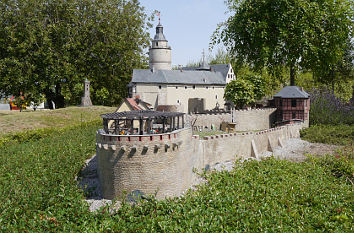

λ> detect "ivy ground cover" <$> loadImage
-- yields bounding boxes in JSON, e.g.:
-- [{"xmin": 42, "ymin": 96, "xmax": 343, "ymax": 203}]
[{"xmin": 0, "ymin": 123, "xmax": 352, "ymax": 232}]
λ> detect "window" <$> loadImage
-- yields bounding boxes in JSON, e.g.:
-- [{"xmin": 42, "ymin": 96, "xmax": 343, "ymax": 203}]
[
  {"xmin": 216, "ymin": 95, "xmax": 218, "ymax": 99},
  {"xmin": 156, "ymin": 42, "xmax": 158, "ymax": 46},
  {"xmin": 185, "ymin": 86, "xmax": 187, "ymax": 89},
  {"xmin": 206, "ymin": 86, "xmax": 209, "ymax": 89},
  {"xmin": 176, "ymin": 86, "xmax": 178, "ymax": 89},
  {"xmin": 159, "ymin": 85, "xmax": 162, "ymax": 89},
  {"xmin": 177, "ymin": 100, "xmax": 180, "ymax": 104},
  {"xmin": 292, "ymin": 112, "xmax": 296, "ymax": 119},
  {"xmin": 193, "ymin": 85, "xmax": 196, "ymax": 89},
  {"xmin": 212, "ymin": 86, "xmax": 214, "ymax": 89},
  {"xmin": 291, "ymin": 99, "xmax": 296, "ymax": 107}
]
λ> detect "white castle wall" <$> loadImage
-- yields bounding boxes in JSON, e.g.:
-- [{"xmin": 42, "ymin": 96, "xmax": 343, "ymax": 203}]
[
  {"xmin": 96, "ymin": 122, "xmax": 305, "ymax": 200},
  {"xmin": 189, "ymin": 108, "xmax": 277, "ymax": 131}
]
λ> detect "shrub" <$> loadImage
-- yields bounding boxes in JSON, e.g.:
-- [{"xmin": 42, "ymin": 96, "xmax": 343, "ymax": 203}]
[
  {"xmin": 308, "ymin": 88, "xmax": 354, "ymax": 125},
  {"xmin": 301, "ymin": 124, "xmax": 354, "ymax": 146},
  {"xmin": 224, "ymin": 75, "xmax": 266, "ymax": 109},
  {"xmin": 1, "ymin": 122, "xmax": 352, "ymax": 231}
]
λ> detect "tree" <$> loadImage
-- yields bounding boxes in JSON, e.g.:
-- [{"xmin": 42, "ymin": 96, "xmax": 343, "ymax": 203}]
[
  {"xmin": 213, "ymin": 0, "xmax": 353, "ymax": 86},
  {"xmin": 247, "ymin": 74, "xmax": 265, "ymax": 101},
  {"xmin": 224, "ymin": 79, "xmax": 255, "ymax": 109},
  {"xmin": 0, "ymin": 0, "xmax": 151, "ymax": 108}
]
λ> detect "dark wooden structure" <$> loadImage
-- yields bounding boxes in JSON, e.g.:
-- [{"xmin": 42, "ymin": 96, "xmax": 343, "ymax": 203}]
[
  {"xmin": 101, "ymin": 110, "xmax": 185, "ymax": 135},
  {"xmin": 273, "ymin": 86, "xmax": 310, "ymax": 125}
]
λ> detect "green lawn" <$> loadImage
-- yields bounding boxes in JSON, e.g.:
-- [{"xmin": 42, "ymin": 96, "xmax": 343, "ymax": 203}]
[
  {"xmin": 0, "ymin": 123, "xmax": 352, "ymax": 231},
  {"xmin": 0, "ymin": 106, "xmax": 116, "ymax": 137}
]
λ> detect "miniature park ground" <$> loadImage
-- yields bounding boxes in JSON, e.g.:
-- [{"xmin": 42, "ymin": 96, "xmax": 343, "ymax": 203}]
[
  {"xmin": 0, "ymin": 106, "xmax": 352, "ymax": 232},
  {"xmin": 0, "ymin": 106, "xmax": 116, "ymax": 137}
]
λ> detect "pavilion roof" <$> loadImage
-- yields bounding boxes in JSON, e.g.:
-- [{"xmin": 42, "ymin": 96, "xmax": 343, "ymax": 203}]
[{"xmin": 101, "ymin": 110, "xmax": 184, "ymax": 120}]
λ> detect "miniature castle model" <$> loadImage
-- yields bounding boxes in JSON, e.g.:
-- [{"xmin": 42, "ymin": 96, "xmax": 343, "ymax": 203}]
[
  {"xmin": 96, "ymin": 20, "xmax": 311, "ymax": 201},
  {"xmin": 129, "ymin": 22, "xmax": 235, "ymax": 113},
  {"xmin": 96, "ymin": 109, "xmax": 307, "ymax": 200},
  {"xmin": 81, "ymin": 79, "xmax": 92, "ymax": 107}
]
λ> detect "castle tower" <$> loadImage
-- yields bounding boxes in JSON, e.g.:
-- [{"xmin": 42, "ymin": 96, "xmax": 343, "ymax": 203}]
[
  {"xmin": 149, "ymin": 20, "xmax": 172, "ymax": 70},
  {"xmin": 81, "ymin": 79, "xmax": 92, "ymax": 107}
]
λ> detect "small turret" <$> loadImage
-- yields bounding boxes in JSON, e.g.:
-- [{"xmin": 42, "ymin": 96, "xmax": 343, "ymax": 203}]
[{"xmin": 197, "ymin": 50, "xmax": 211, "ymax": 71}]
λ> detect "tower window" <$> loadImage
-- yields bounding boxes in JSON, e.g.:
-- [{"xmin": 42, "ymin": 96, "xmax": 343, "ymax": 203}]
[
  {"xmin": 291, "ymin": 99, "xmax": 297, "ymax": 107},
  {"xmin": 159, "ymin": 85, "xmax": 162, "ymax": 89}
]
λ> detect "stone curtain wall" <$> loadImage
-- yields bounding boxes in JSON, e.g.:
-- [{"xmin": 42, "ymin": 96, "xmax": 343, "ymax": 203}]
[
  {"xmin": 187, "ymin": 113, "xmax": 231, "ymax": 130},
  {"xmin": 194, "ymin": 123, "xmax": 303, "ymax": 169},
  {"xmin": 96, "ymin": 122, "xmax": 305, "ymax": 200},
  {"xmin": 188, "ymin": 108, "xmax": 277, "ymax": 131},
  {"xmin": 233, "ymin": 108, "xmax": 277, "ymax": 131}
]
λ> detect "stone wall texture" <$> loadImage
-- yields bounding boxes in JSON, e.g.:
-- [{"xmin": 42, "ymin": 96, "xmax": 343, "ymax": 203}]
[
  {"xmin": 189, "ymin": 108, "xmax": 277, "ymax": 131},
  {"xmin": 233, "ymin": 108, "xmax": 277, "ymax": 131},
  {"xmin": 96, "ymin": 122, "xmax": 305, "ymax": 200}
]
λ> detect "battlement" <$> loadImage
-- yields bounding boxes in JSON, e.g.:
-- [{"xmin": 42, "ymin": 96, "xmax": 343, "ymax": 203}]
[{"xmin": 96, "ymin": 110, "xmax": 306, "ymax": 200}]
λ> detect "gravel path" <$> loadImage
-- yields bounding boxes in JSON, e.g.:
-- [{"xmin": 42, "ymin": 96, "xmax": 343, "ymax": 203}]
[
  {"xmin": 259, "ymin": 138, "xmax": 340, "ymax": 162},
  {"xmin": 78, "ymin": 138, "xmax": 340, "ymax": 212}
]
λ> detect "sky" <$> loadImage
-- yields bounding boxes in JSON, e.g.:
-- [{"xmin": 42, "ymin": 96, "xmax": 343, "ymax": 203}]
[{"xmin": 139, "ymin": 0, "xmax": 230, "ymax": 67}]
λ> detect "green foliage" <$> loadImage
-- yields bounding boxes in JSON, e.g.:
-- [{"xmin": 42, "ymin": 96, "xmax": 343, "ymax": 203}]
[
  {"xmin": 0, "ymin": 123, "xmax": 352, "ymax": 231},
  {"xmin": 247, "ymin": 74, "xmax": 265, "ymax": 100},
  {"xmin": 301, "ymin": 124, "xmax": 354, "ymax": 146},
  {"xmin": 224, "ymin": 74, "xmax": 266, "ymax": 108},
  {"xmin": 95, "ymin": 87, "xmax": 110, "ymax": 106},
  {"xmin": 224, "ymin": 79, "xmax": 255, "ymax": 108},
  {"xmin": 308, "ymin": 88, "xmax": 354, "ymax": 125},
  {"xmin": 0, "ymin": 122, "xmax": 101, "ymax": 231},
  {"xmin": 103, "ymin": 158, "xmax": 353, "ymax": 231},
  {"xmin": 0, "ymin": 0, "xmax": 151, "ymax": 108},
  {"xmin": 214, "ymin": 0, "xmax": 353, "ymax": 86}
]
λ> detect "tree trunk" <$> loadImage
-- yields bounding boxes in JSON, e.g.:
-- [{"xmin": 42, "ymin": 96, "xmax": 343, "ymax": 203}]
[
  {"xmin": 45, "ymin": 90, "xmax": 55, "ymax": 109},
  {"xmin": 54, "ymin": 82, "xmax": 65, "ymax": 108},
  {"xmin": 290, "ymin": 65, "xmax": 295, "ymax": 86}
]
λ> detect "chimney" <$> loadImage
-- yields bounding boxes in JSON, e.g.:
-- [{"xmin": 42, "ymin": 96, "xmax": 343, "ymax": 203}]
[{"xmin": 135, "ymin": 95, "xmax": 140, "ymax": 104}]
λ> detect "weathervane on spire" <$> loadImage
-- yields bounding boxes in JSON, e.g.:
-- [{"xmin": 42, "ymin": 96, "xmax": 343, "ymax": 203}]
[{"xmin": 156, "ymin": 11, "xmax": 161, "ymax": 24}]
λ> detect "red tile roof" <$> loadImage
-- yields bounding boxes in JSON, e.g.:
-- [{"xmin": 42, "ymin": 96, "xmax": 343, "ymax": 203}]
[{"xmin": 126, "ymin": 98, "xmax": 143, "ymax": 110}]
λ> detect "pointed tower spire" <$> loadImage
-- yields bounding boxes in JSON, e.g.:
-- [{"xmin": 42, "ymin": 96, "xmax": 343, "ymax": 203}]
[{"xmin": 198, "ymin": 49, "xmax": 210, "ymax": 70}]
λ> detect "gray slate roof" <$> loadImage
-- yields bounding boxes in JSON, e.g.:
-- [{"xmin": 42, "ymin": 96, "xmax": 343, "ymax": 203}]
[
  {"xmin": 154, "ymin": 23, "xmax": 167, "ymax": 41},
  {"xmin": 182, "ymin": 64, "xmax": 231, "ymax": 80},
  {"xmin": 131, "ymin": 69, "xmax": 226, "ymax": 85},
  {"xmin": 274, "ymin": 86, "xmax": 309, "ymax": 98}
]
